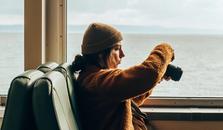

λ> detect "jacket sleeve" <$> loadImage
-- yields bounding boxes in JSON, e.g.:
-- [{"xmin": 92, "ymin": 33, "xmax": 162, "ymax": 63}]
[
  {"xmin": 82, "ymin": 43, "xmax": 174, "ymax": 102},
  {"xmin": 131, "ymin": 88, "xmax": 154, "ymax": 106}
]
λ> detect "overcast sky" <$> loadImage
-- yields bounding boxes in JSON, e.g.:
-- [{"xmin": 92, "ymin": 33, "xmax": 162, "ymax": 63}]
[{"xmin": 1, "ymin": 0, "xmax": 223, "ymax": 30}]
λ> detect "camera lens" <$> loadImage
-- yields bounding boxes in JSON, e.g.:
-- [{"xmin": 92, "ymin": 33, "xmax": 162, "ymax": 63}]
[{"xmin": 165, "ymin": 64, "xmax": 183, "ymax": 81}]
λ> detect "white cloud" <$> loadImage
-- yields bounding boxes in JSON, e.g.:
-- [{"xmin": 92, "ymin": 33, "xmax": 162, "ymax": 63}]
[
  {"xmin": 0, "ymin": 1, "xmax": 23, "ymax": 15},
  {"xmin": 0, "ymin": 15, "xmax": 23, "ymax": 25},
  {"xmin": 68, "ymin": 8, "xmax": 142, "ymax": 25},
  {"xmin": 2, "ymin": 0, "xmax": 223, "ymax": 31},
  {"xmin": 68, "ymin": 0, "xmax": 223, "ymax": 30}
]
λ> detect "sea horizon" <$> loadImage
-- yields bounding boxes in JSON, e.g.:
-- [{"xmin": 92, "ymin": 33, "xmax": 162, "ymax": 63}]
[
  {"xmin": 1, "ymin": 24, "xmax": 223, "ymax": 35},
  {"xmin": 1, "ymin": 26, "xmax": 223, "ymax": 97}
]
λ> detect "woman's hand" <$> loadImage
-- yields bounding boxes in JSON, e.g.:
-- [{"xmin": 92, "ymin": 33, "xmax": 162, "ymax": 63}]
[
  {"xmin": 163, "ymin": 75, "xmax": 171, "ymax": 81},
  {"xmin": 158, "ymin": 75, "xmax": 171, "ymax": 84}
]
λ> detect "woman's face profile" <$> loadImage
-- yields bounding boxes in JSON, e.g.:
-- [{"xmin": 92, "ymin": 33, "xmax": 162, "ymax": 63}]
[{"xmin": 107, "ymin": 42, "xmax": 125, "ymax": 69}]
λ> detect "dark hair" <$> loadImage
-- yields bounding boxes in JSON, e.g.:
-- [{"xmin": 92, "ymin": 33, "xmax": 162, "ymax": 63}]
[{"xmin": 71, "ymin": 47, "xmax": 112, "ymax": 72}]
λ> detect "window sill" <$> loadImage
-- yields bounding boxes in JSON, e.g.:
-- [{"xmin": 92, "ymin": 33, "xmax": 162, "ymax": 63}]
[
  {"xmin": 142, "ymin": 97, "xmax": 223, "ymax": 107},
  {"xmin": 0, "ymin": 106, "xmax": 4, "ymax": 118},
  {"xmin": 141, "ymin": 107, "xmax": 223, "ymax": 113},
  {"xmin": 141, "ymin": 107, "xmax": 223, "ymax": 121},
  {"xmin": 0, "ymin": 96, "xmax": 6, "ymax": 119}
]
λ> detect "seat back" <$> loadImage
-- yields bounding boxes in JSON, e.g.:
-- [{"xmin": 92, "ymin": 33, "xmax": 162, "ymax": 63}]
[
  {"xmin": 1, "ymin": 70, "xmax": 44, "ymax": 130},
  {"xmin": 33, "ymin": 64, "xmax": 80, "ymax": 130},
  {"xmin": 37, "ymin": 62, "xmax": 59, "ymax": 73},
  {"xmin": 54, "ymin": 63, "xmax": 82, "ymax": 129},
  {"xmin": 1, "ymin": 62, "xmax": 58, "ymax": 130}
]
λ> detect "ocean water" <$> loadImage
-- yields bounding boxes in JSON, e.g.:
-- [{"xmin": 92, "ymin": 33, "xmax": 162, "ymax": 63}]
[
  {"xmin": 0, "ymin": 33, "xmax": 24, "ymax": 95},
  {"xmin": 1, "ymin": 32, "xmax": 223, "ymax": 97}
]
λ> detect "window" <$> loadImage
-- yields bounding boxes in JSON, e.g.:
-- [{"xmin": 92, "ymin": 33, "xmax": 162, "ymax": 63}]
[
  {"xmin": 67, "ymin": 0, "xmax": 223, "ymax": 97},
  {"xmin": 0, "ymin": 1, "xmax": 24, "ymax": 95}
]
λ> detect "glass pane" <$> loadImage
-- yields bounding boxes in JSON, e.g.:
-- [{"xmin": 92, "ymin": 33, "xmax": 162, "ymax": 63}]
[
  {"xmin": 67, "ymin": 0, "xmax": 223, "ymax": 97},
  {"xmin": 0, "ymin": 1, "xmax": 24, "ymax": 95}
]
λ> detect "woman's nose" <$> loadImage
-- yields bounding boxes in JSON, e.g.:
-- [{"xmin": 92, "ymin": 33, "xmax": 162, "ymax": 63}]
[{"xmin": 120, "ymin": 49, "xmax": 125, "ymax": 58}]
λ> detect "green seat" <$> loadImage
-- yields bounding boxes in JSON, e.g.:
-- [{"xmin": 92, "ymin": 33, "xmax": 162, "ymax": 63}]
[
  {"xmin": 37, "ymin": 62, "xmax": 59, "ymax": 73},
  {"xmin": 54, "ymin": 63, "xmax": 82, "ymax": 129},
  {"xmin": 1, "ymin": 62, "xmax": 58, "ymax": 130},
  {"xmin": 1, "ymin": 70, "xmax": 44, "ymax": 130},
  {"xmin": 32, "ymin": 63, "xmax": 80, "ymax": 130}
]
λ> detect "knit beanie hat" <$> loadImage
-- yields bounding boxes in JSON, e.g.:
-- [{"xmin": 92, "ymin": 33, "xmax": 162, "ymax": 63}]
[{"xmin": 81, "ymin": 23, "xmax": 123, "ymax": 54}]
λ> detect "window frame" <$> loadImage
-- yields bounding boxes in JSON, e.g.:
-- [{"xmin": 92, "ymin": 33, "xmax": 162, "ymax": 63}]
[
  {"xmin": 1, "ymin": 1, "xmax": 223, "ymax": 128},
  {"xmin": 64, "ymin": 0, "xmax": 223, "ymax": 108},
  {"xmin": 142, "ymin": 97, "xmax": 223, "ymax": 107},
  {"xmin": 1, "ymin": 0, "xmax": 220, "ymax": 108},
  {"xmin": 0, "ymin": 0, "xmax": 67, "ymax": 119},
  {"xmin": 24, "ymin": 0, "xmax": 66, "ymax": 70}
]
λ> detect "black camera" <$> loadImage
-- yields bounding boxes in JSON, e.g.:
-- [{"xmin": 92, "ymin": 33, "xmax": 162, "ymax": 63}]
[{"xmin": 164, "ymin": 64, "xmax": 183, "ymax": 81}]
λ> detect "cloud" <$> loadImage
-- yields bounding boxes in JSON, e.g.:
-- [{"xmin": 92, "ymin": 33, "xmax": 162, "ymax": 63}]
[
  {"xmin": 68, "ymin": 8, "xmax": 142, "ymax": 25},
  {"xmin": 2, "ymin": 0, "xmax": 223, "ymax": 31},
  {"xmin": 0, "ymin": 1, "xmax": 23, "ymax": 25},
  {"xmin": 68, "ymin": 0, "xmax": 130, "ymax": 14},
  {"xmin": 67, "ymin": 0, "xmax": 223, "ymax": 30},
  {"xmin": 0, "ymin": 1, "xmax": 23, "ymax": 15},
  {"xmin": 0, "ymin": 15, "xmax": 23, "ymax": 25}
]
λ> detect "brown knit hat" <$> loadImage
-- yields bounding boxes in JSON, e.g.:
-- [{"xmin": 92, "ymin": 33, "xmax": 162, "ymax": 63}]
[{"xmin": 81, "ymin": 23, "xmax": 123, "ymax": 54}]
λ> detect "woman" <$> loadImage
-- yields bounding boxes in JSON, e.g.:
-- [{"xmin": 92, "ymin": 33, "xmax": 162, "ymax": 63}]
[{"xmin": 72, "ymin": 22, "xmax": 174, "ymax": 130}]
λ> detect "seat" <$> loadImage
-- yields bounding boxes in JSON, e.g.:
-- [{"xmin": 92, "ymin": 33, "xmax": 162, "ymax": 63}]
[
  {"xmin": 37, "ymin": 62, "xmax": 59, "ymax": 73},
  {"xmin": 1, "ymin": 70, "xmax": 43, "ymax": 130},
  {"xmin": 32, "ymin": 63, "xmax": 80, "ymax": 130},
  {"xmin": 1, "ymin": 62, "xmax": 58, "ymax": 130},
  {"xmin": 54, "ymin": 63, "xmax": 82, "ymax": 129}
]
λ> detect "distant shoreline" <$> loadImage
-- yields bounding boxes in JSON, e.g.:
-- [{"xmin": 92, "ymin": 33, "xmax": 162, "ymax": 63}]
[
  {"xmin": 1, "ymin": 24, "xmax": 223, "ymax": 35},
  {"xmin": 1, "ymin": 32, "xmax": 223, "ymax": 37}
]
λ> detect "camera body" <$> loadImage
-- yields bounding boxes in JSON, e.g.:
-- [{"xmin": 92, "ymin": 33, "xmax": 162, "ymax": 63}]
[{"xmin": 164, "ymin": 64, "xmax": 183, "ymax": 81}]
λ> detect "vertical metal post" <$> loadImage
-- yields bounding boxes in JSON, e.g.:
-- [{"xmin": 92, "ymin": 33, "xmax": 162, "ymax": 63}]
[
  {"xmin": 45, "ymin": 0, "xmax": 67, "ymax": 63},
  {"xmin": 24, "ymin": 0, "xmax": 43, "ymax": 70}
]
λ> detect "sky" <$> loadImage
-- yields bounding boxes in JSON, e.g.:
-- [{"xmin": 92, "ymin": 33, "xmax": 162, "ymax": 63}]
[
  {"xmin": 1, "ymin": 0, "xmax": 223, "ymax": 31},
  {"xmin": 0, "ymin": 1, "xmax": 23, "ymax": 25}
]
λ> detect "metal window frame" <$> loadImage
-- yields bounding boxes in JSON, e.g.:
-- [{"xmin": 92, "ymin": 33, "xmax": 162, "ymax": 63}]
[
  {"xmin": 24, "ymin": 0, "xmax": 43, "ymax": 70},
  {"xmin": 1, "ymin": 1, "xmax": 219, "ymax": 129},
  {"xmin": 142, "ymin": 97, "xmax": 223, "ymax": 108},
  {"xmin": 24, "ymin": 0, "xmax": 66, "ymax": 70},
  {"xmin": 22, "ymin": 0, "xmax": 223, "ymax": 108}
]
